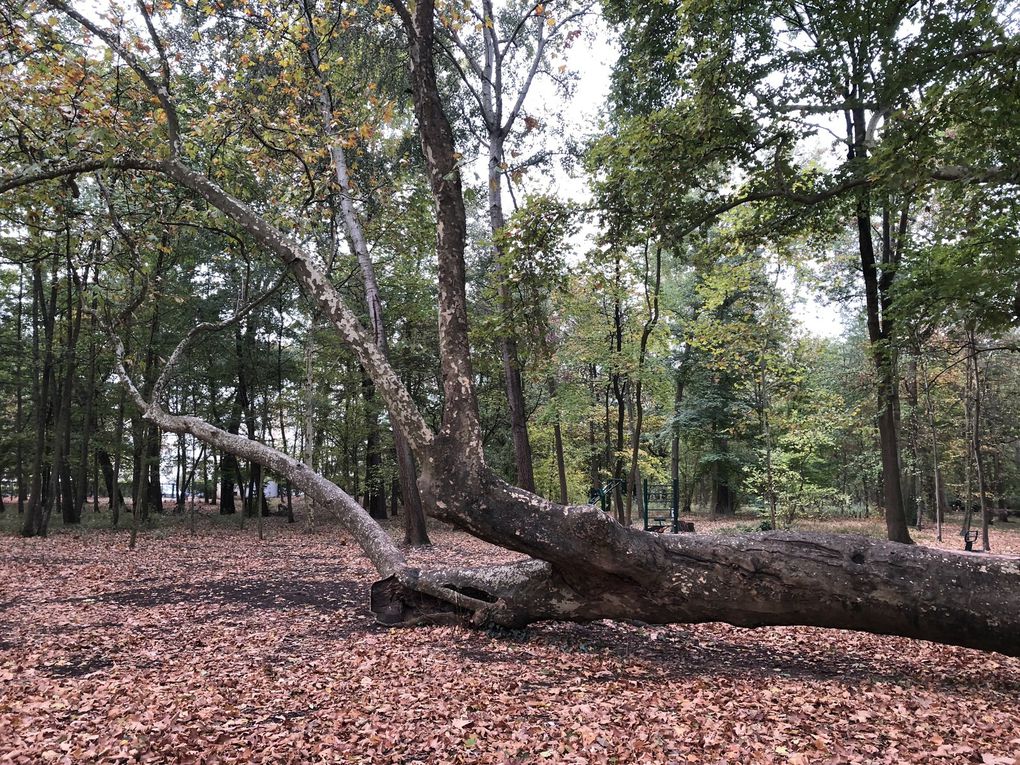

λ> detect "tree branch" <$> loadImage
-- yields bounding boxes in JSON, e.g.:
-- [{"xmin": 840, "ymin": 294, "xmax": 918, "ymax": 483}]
[
  {"xmin": 502, "ymin": 17, "xmax": 545, "ymax": 135},
  {"xmin": 151, "ymin": 270, "xmax": 289, "ymax": 406},
  {"xmin": 931, "ymin": 165, "xmax": 1020, "ymax": 184},
  {"xmin": 0, "ymin": 157, "xmax": 162, "ymax": 194},
  {"xmin": 45, "ymin": 0, "xmax": 182, "ymax": 156},
  {"xmin": 135, "ymin": 0, "xmax": 171, "ymax": 95}
]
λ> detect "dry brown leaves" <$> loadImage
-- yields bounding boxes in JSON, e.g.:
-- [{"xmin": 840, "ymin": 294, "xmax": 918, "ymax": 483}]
[{"xmin": 1, "ymin": 514, "xmax": 1019, "ymax": 764}]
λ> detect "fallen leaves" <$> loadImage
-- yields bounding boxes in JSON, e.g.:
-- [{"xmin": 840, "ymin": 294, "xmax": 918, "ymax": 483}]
[{"xmin": 1, "ymin": 516, "xmax": 1019, "ymax": 763}]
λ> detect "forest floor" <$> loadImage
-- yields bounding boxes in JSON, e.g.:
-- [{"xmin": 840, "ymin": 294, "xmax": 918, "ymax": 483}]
[{"xmin": 1, "ymin": 505, "xmax": 1019, "ymax": 764}]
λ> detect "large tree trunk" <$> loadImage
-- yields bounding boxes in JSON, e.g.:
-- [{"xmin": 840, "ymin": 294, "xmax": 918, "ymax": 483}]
[{"xmin": 372, "ymin": 509, "xmax": 1020, "ymax": 659}]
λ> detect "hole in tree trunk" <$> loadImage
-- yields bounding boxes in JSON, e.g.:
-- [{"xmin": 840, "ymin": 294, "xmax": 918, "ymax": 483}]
[{"xmin": 444, "ymin": 584, "xmax": 499, "ymax": 603}]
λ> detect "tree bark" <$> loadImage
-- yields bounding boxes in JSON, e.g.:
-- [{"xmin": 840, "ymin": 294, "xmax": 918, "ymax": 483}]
[{"xmin": 372, "ymin": 518, "xmax": 1020, "ymax": 658}]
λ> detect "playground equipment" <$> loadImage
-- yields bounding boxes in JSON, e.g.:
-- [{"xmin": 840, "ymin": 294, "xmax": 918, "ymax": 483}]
[
  {"xmin": 643, "ymin": 478, "xmax": 687, "ymax": 533},
  {"xmin": 589, "ymin": 478, "xmax": 693, "ymax": 533},
  {"xmin": 588, "ymin": 478, "xmax": 626, "ymax": 515}
]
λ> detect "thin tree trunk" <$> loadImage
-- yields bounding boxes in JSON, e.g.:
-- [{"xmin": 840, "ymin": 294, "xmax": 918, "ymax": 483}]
[
  {"xmin": 221, "ymin": 391, "xmax": 241, "ymax": 515},
  {"xmin": 611, "ymin": 254, "xmax": 627, "ymax": 523},
  {"xmin": 547, "ymin": 378, "xmax": 569, "ymax": 505},
  {"xmin": 130, "ymin": 444, "xmax": 146, "ymax": 550},
  {"xmin": 97, "ymin": 450, "xmax": 125, "ymax": 510},
  {"xmin": 25, "ymin": 259, "xmax": 59, "ymax": 536},
  {"xmin": 969, "ymin": 331, "xmax": 991, "ymax": 552},
  {"xmin": 73, "ymin": 278, "xmax": 99, "ymax": 519},
  {"xmin": 110, "ymin": 390, "xmax": 126, "ymax": 526},
  {"xmin": 301, "ymin": 325, "xmax": 317, "ymax": 527},
  {"xmin": 362, "ymin": 374, "xmax": 388, "ymax": 520},
  {"xmin": 473, "ymin": 0, "xmax": 541, "ymax": 493},
  {"xmin": 906, "ymin": 357, "xmax": 922, "ymax": 529},
  {"xmin": 626, "ymin": 243, "xmax": 661, "ymax": 527},
  {"xmin": 15, "ymin": 267, "xmax": 26, "ymax": 517},
  {"xmin": 761, "ymin": 357, "xmax": 777, "ymax": 530},
  {"xmin": 918, "ymin": 351, "xmax": 945, "ymax": 541},
  {"xmin": 848, "ymin": 105, "xmax": 911, "ymax": 544},
  {"xmin": 490, "ymin": 132, "xmax": 535, "ymax": 493},
  {"xmin": 963, "ymin": 358, "xmax": 974, "ymax": 536}
]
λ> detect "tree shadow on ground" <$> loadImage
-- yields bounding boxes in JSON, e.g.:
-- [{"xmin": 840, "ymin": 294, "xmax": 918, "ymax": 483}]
[
  {"xmin": 80, "ymin": 577, "xmax": 367, "ymax": 617},
  {"xmin": 455, "ymin": 620, "xmax": 1020, "ymax": 698}
]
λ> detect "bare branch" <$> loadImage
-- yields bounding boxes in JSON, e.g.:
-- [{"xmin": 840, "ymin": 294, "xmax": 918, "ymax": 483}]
[{"xmin": 151, "ymin": 270, "xmax": 289, "ymax": 406}]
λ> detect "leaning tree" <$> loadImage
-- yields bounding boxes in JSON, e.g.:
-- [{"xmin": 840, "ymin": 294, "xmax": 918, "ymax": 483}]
[{"xmin": 1, "ymin": 0, "xmax": 1019, "ymax": 657}]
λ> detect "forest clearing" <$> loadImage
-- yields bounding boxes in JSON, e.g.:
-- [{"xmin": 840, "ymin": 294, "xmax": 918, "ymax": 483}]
[
  {"xmin": 2, "ymin": 509, "xmax": 1020, "ymax": 764},
  {"xmin": 3, "ymin": 0, "xmax": 1020, "ymax": 760}
]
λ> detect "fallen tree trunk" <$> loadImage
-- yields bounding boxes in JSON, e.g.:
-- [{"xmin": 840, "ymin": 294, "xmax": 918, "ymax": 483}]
[
  {"xmin": 367, "ymin": 451, "xmax": 1020, "ymax": 657},
  {"xmin": 372, "ymin": 519, "xmax": 1020, "ymax": 657},
  {"xmin": 120, "ymin": 361, "xmax": 1020, "ymax": 657}
]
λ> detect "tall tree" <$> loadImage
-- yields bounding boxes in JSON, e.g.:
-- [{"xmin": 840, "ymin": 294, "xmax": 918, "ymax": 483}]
[{"xmin": 439, "ymin": 0, "xmax": 589, "ymax": 492}]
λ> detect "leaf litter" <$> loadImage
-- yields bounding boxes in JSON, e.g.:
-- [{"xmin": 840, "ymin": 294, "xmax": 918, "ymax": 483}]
[{"xmin": 1, "ymin": 513, "xmax": 1018, "ymax": 764}]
